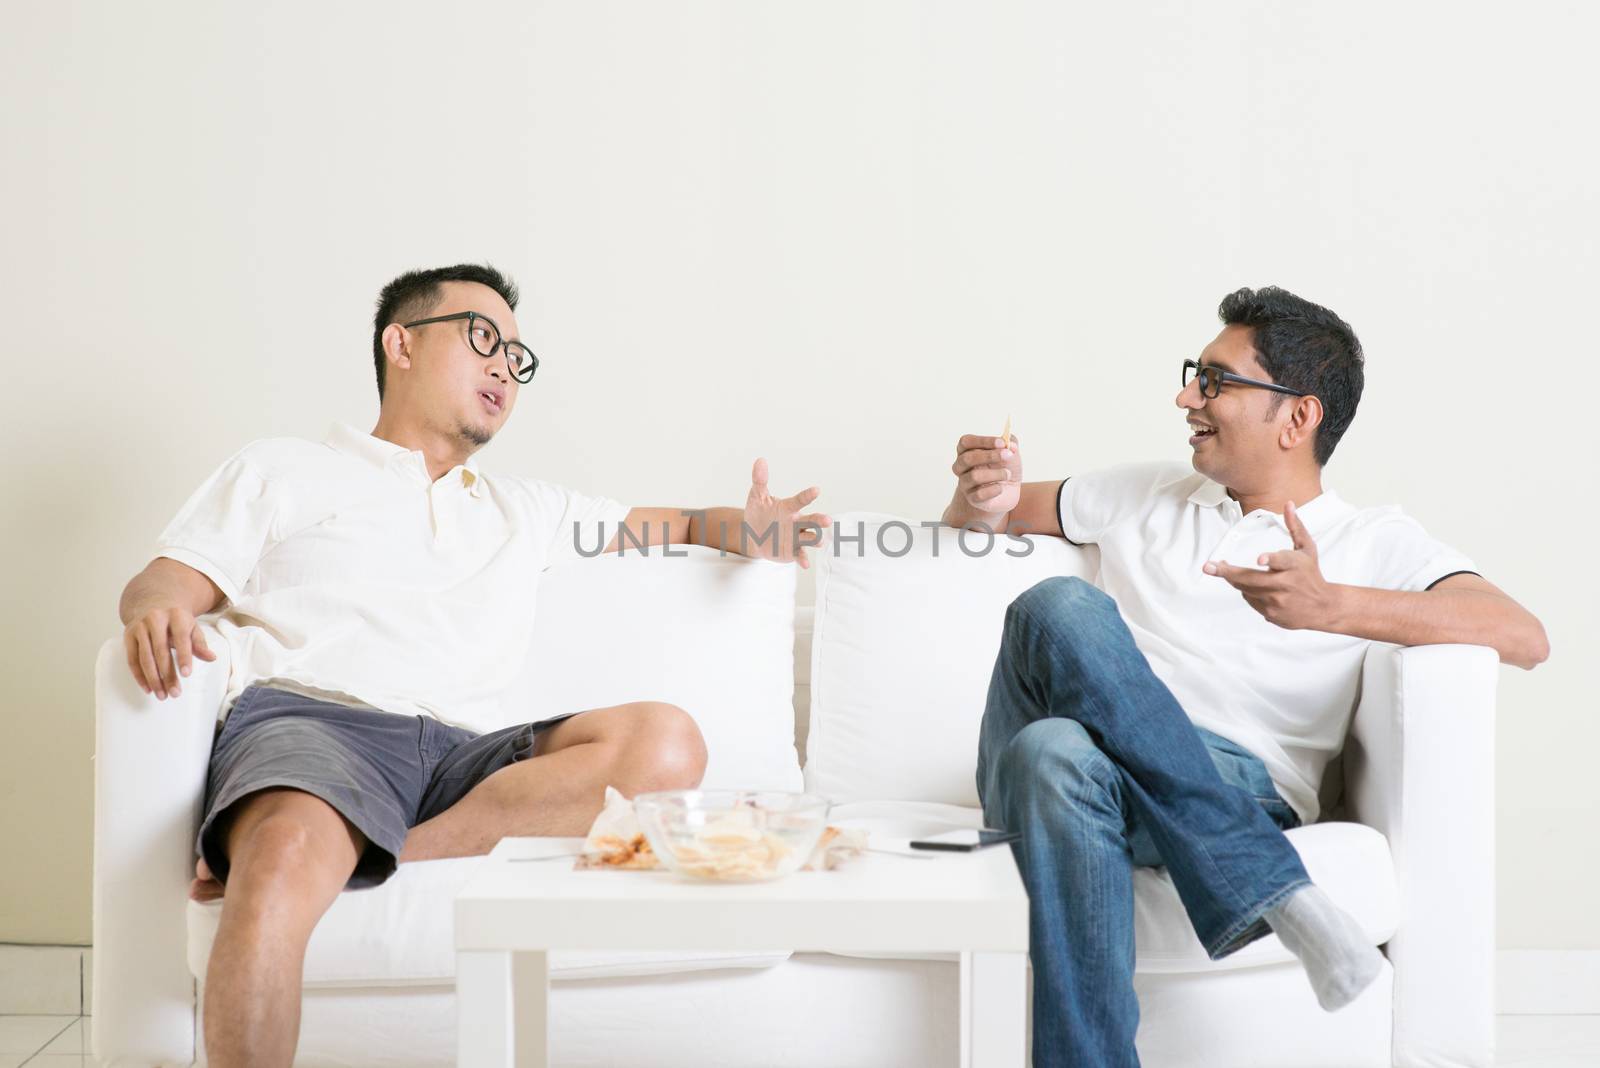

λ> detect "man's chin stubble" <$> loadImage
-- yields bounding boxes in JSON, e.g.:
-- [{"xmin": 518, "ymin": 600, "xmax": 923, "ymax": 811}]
[{"xmin": 457, "ymin": 420, "xmax": 494, "ymax": 448}]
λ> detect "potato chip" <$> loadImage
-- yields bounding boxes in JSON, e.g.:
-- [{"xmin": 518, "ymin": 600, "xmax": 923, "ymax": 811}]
[{"xmin": 577, "ymin": 787, "xmax": 661, "ymax": 870}]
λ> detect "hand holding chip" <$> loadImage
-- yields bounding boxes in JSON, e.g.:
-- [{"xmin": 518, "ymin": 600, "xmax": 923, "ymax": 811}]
[
  {"xmin": 951, "ymin": 417, "xmax": 1022, "ymax": 521},
  {"xmin": 1203, "ymin": 500, "xmax": 1341, "ymax": 631}
]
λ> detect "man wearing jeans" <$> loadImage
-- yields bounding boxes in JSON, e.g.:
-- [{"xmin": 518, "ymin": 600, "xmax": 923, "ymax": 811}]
[{"xmin": 942, "ymin": 286, "xmax": 1548, "ymax": 1067}]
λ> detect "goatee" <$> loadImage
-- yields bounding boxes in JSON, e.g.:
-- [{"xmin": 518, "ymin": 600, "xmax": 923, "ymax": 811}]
[{"xmin": 457, "ymin": 421, "xmax": 493, "ymax": 448}]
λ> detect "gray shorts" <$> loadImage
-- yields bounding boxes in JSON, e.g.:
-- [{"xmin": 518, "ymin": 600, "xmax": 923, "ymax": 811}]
[{"xmin": 197, "ymin": 684, "xmax": 578, "ymax": 889}]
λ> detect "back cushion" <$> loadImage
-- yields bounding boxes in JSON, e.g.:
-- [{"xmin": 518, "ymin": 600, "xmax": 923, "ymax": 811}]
[
  {"xmin": 806, "ymin": 516, "xmax": 1096, "ymax": 805},
  {"xmin": 508, "ymin": 547, "xmax": 801, "ymax": 793}
]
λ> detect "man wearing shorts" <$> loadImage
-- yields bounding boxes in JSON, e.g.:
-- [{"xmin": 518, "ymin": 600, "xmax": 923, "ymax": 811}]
[
  {"xmin": 117, "ymin": 263, "xmax": 830, "ymax": 1068},
  {"xmin": 942, "ymin": 286, "xmax": 1548, "ymax": 1067}
]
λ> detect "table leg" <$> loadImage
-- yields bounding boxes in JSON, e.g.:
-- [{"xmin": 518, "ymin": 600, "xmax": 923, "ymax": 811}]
[
  {"xmin": 457, "ymin": 949, "xmax": 550, "ymax": 1068},
  {"xmin": 961, "ymin": 950, "xmax": 1026, "ymax": 1067}
]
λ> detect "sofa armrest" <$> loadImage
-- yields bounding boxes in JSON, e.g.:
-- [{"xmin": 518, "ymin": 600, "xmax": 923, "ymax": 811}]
[
  {"xmin": 1342, "ymin": 642, "xmax": 1498, "ymax": 1068},
  {"xmin": 92, "ymin": 631, "xmax": 229, "ymax": 1067}
]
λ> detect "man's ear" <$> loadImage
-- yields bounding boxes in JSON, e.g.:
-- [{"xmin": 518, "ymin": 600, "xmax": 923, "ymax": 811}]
[
  {"xmin": 381, "ymin": 323, "xmax": 411, "ymax": 371},
  {"xmin": 1280, "ymin": 394, "xmax": 1324, "ymax": 451}
]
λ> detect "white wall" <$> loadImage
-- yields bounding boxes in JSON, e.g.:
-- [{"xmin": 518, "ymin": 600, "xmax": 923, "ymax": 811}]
[{"xmin": 2, "ymin": 1, "xmax": 1593, "ymax": 948}]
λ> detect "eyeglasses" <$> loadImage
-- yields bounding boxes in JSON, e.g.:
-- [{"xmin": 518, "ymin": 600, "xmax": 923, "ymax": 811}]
[
  {"xmin": 1182, "ymin": 359, "xmax": 1306, "ymax": 400},
  {"xmin": 402, "ymin": 311, "xmax": 539, "ymax": 383}
]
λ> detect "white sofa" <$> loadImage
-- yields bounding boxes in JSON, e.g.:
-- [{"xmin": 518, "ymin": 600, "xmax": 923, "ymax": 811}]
[{"xmin": 93, "ymin": 519, "xmax": 1499, "ymax": 1067}]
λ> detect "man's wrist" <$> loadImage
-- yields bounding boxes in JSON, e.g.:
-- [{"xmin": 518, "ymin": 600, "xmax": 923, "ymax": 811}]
[
  {"xmin": 121, "ymin": 596, "xmax": 172, "ymax": 624},
  {"xmin": 1321, "ymin": 583, "xmax": 1360, "ymax": 634},
  {"xmin": 977, "ymin": 510, "xmax": 1012, "ymax": 533},
  {"xmin": 944, "ymin": 500, "xmax": 1010, "ymax": 531},
  {"xmin": 118, "ymin": 588, "xmax": 162, "ymax": 627},
  {"xmin": 120, "ymin": 580, "xmax": 202, "ymax": 627}
]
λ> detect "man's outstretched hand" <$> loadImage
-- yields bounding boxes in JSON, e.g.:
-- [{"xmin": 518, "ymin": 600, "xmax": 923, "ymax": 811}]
[
  {"xmin": 741, "ymin": 458, "xmax": 832, "ymax": 569},
  {"xmin": 1203, "ymin": 500, "xmax": 1341, "ymax": 631}
]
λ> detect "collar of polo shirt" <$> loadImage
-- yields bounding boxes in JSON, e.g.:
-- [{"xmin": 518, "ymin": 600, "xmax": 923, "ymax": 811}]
[
  {"xmin": 1187, "ymin": 479, "xmax": 1233, "ymax": 509},
  {"xmin": 325, "ymin": 423, "xmax": 483, "ymax": 498},
  {"xmin": 1186, "ymin": 475, "xmax": 1349, "ymax": 532}
]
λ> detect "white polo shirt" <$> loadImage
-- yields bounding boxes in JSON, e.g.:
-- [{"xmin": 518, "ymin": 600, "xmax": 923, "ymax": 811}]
[
  {"xmin": 1057, "ymin": 461, "xmax": 1477, "ymax": 825},
  {"xmin": 155, "ymin": 423, "xmax": 629, "ymax": 731}
]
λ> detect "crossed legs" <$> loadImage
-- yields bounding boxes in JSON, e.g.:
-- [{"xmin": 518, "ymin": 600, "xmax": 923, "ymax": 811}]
[{"xmin": 977, "ymin": 577, "xmax": 1314, "ymax": 1067}]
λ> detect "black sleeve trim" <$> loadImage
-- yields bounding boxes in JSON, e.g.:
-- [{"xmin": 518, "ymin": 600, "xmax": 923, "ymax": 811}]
[
  {"xmin": 1057, "ymin": 478, "xmax": 1086, "ymax": 546},
  {"xmin": 1424, "ymin": 569, "xmax": 1481, "ymax": 591}
]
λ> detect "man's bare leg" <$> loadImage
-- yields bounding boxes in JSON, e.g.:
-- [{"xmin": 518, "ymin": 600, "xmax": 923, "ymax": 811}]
[
  {"xmin": 401, "ymin": 700, "xmax": 706, "ymax": 861},
  {"xmin": 190, "ymin": 702, "xmax": 704, "ymax": 888},
  {"xmin": 202, "ymin": 787, "xmax": 365, "ymax": 1068}
]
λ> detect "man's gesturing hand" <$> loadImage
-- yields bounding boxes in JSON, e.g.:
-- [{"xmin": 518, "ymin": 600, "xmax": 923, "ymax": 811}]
[
  {"xmin": 124, "ymin": 604, "xmax": 217, "ymax": 699},
  {"xmin": 742, "ymin": 458, "xmax": 832, "ymax": 569},
  {"xmin": 952, "ymin": 434, "xmax": 1022, "ymax": 520},
  {"xmin": 1203, "ymin": 500, "xmax": 1341, "ymax": 631}
]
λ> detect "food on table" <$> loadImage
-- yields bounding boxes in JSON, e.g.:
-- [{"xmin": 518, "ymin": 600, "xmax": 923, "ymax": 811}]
[{"xmin": 670, "ymin": 808, "xmax": 795, "ymax": 880}]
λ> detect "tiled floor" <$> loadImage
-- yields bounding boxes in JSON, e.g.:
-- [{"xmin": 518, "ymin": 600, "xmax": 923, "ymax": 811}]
[
  {"xmin": 2, "ymin": 1012, "xmax": 1597, "ymax": 1065},
  {"xmin": 0, "ymin": 1014, "xmax": 85, "ymax": 1067}
]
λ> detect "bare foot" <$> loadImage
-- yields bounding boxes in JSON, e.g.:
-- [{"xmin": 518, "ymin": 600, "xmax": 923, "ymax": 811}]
[{"xmin": 189, "ymin": 856, "xmax": 224, "ymax": 903}]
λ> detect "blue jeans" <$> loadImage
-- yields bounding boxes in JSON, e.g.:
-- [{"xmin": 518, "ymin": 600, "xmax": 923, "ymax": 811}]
[{"xmin": 976, "ymin": 577, "xmax": 1311, "ymax": 1068}]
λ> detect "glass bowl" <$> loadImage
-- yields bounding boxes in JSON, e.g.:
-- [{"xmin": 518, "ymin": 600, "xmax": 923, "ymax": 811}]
[{"xmin": 633, "ymin": 790, "xmax": 832, "ymax": 883}]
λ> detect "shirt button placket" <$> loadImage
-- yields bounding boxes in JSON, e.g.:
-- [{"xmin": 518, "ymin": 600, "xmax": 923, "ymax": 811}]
[{"xmin": 430, "ymin": 484, "xmax": 451, "ymax": 545}]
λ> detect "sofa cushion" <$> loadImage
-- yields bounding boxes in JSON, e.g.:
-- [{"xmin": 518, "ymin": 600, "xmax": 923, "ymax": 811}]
[
  {"xmin": 1130, "ymin": 820, "xmax": 1398, "ymax": 972},
  {"xmin": 806, "ymin": 516, "xmax": 1095, "ymax": 804},
  {"xmin": 187, "ymin": 805, "xmax": 1394, "ymax": 987},
  {"xmin": 513, "ymin": 546, "xmax": 802, "ymax": 793},
  {"xmin": 187, "ymin": 854, "xmax": 791, "ymax": 987},
  {"xmin": 821, "ymin": 803, "xmax": 1398, "ymax": 974}
]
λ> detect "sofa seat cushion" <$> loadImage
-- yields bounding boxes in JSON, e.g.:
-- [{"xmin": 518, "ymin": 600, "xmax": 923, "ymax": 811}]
[
  {"xmin": 187, "ymin": 806, "xmax": 1395, "ymax": 987},
  {"xmin": 187, "ymin": 853, "xmax": 790, "ymax": 988},
  {"xmin": 1130, "ymin": 819, "xmax": 1397, "ymax": 972},
  {"xmin": 184, "ymin": 802, "xmax": 973, "ymax": 989},
  {"xmin": 824, "ymin": 801, "xmax": 1398, "ymax": 975}
]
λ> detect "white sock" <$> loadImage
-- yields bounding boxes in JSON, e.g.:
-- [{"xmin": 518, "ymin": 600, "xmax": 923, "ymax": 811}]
[{"xmin": 1263, "ymin": 884, "xmax": 1383, "ymax": 1012}]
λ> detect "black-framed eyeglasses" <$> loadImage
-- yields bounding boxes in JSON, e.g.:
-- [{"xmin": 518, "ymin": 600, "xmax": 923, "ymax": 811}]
[
  {"xmin": 1182, "ymin": 359, "xmax": 1306, "ymax": 400},
  {"xmin": 402, "ymin": 311, "xmax": 539, "ymax": 383}
]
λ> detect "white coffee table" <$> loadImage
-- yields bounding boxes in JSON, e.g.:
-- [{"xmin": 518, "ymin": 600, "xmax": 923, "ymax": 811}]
[{"xmin": 454, "ymin": 835, "xmax": 1030, "ymax": 1067}]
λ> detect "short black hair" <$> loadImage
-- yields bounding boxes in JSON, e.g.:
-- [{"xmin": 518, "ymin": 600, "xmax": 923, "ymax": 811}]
[
  {"xmin": 372, "ymin": 264, "xmax": 520, "ymax": 400},
  {"xmin": 1218, "ymin": 286, "xmax": 1364, "ymax": 466}
]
